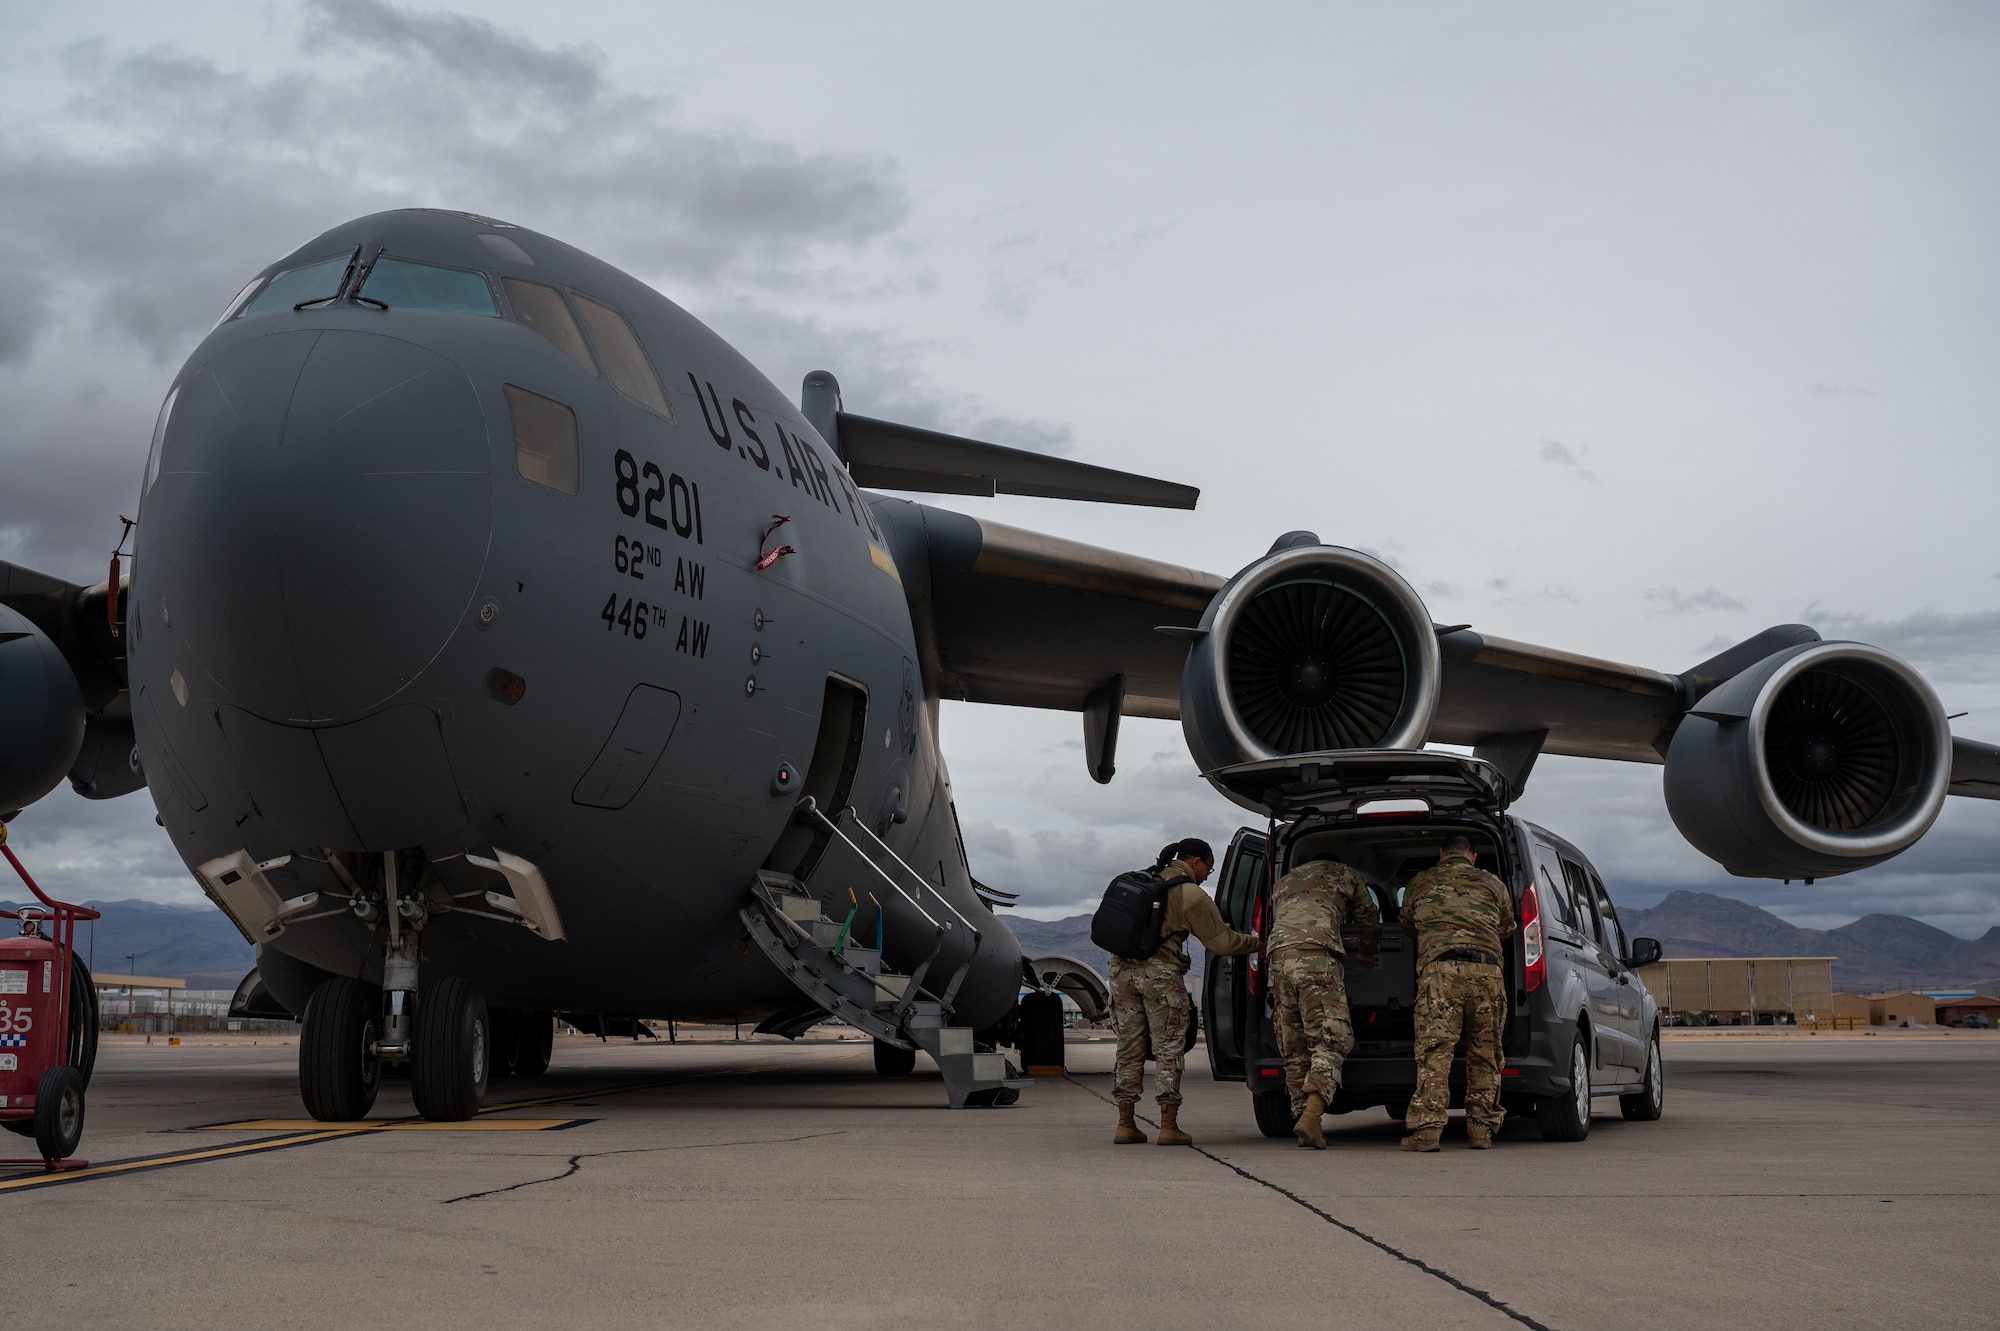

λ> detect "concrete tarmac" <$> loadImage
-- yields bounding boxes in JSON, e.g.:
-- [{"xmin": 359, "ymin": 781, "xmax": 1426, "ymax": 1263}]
[{"xmin": 9, "ymin": 1033, "xmax": 1995, "ymax": 1330}]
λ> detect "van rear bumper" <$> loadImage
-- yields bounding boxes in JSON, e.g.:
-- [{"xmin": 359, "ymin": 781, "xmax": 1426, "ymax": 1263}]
[{"xmin": 1250, "ymin": 1014, "xmax": 1580, "ymax": 1111}]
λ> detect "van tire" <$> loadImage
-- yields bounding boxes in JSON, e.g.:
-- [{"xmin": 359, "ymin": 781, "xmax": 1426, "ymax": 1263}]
[
  {"xmin": 1620, "ymin": 1030, "xmax": 1664, "ymax": 1121},
  {"xmin": 1537, "ymin": 1029, "xmax": 1592, "ymax": 1142},
  {"xmin": 1252, "ymin": 1090, "xmax": 1295, "ymax": 1138},
  {"xmin": 1385, "ymin": 1100, "xmax": 1409, "ymax": 1122}
]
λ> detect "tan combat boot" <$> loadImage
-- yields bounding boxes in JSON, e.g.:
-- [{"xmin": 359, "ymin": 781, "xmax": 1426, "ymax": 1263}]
[
  {"xmin": 1293, "ymin": 1092, "xmax": 1326, "ymax": 1149},
  {"xmin": 1400, "ymin": 1132, "xmax": 1441, "ymax": 1152},
  {"xmin": 1114, "ymin": 1103, "xmax": 1148, "ymax": 1145},
  {"xmin": 1467, "ymin": 1126, "xmax": 1494, "ymax": 1150},
  {"xmin": 1155, "ymin": 1102, "xmax": 1193, "ymax": 1146}
]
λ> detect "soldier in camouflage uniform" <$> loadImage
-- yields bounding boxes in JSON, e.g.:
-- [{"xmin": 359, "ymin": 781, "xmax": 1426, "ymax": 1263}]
[
  {"xmin": 1399, "ymin": 833, "xmax": 1516, "ymax": 1151},
  {"xmin": 1266, "ymin": 853, "xmax": 1380, "ymax": 1149},
  {"xmin": 1110, "ymin": 837, "xmax": 1260, "ymax": 1147}
]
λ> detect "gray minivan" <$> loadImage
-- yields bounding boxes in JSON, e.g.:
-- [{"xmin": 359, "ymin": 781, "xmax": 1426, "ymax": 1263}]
[{"xmin": 1199, "ymin": 751, "xmax": 1665, "ymax": 1141}]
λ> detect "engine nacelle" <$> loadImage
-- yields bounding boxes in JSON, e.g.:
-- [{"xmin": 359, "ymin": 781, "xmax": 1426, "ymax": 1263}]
[
  {"xmin": 0, "ymin": 603, "xmax": 86, "ymax": 815},
  {"xmin": 1664, "ymin": 641, "xmax": 1952, "ymax": 879},
  {"xmin": 1182, "ymin": 540, "xmax": 1440, "ymax": 789}
]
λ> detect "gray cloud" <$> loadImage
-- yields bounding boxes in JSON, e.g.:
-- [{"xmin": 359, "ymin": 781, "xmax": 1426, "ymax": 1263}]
[
  {"xmin": 1643, "ymin": 584, "xmax": 1746, "ymax": 615},
  {"xmin": 1809, "ymin": 381, "xmax": 1877, "ymax": 398},
  {"xmin": 1537, "ymin": 438, "xmax": 1596, "ymax": 482}
]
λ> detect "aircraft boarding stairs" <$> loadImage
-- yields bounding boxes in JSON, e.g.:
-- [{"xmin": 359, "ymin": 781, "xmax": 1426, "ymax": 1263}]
[{"xmin": 739, "ymin": 799, "xmax": 1030, "ymax": 1108}]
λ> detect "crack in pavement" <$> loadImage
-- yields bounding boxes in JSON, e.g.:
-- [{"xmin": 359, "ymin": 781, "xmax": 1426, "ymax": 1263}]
[
  {"xmin": 442, "ymin": 1131, "xmax": 847, "ymax": 1204},
  {"xmin": 1066, "ymin": 1076, "xmax": 1555, "ymax": 1331}
]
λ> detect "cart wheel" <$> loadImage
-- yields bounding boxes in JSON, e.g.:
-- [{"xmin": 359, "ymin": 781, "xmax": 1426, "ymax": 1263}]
[
  {"xmin": 33, "ymin": 1065, "xmax": 84, "ymax": 1160},
  {"xmin": 299, "ymin": 977, "xmax": 381, "ymax": 1122},
  {"xmin": 411, "ymin": 976, "xmax": 488, "ymax": 1122}
]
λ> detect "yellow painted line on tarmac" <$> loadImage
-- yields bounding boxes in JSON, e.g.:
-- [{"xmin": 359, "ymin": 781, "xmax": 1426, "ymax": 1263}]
[
  {"xmin": 205, "ymin": 1118, "xmax": 584, "ymax": 1132},
  {"xmin": 0, "ymin": 1128, "xmax": 374, "ymax": 1193}
]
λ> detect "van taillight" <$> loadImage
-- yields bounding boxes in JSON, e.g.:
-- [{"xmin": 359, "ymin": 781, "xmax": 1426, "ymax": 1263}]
[{"xmin": 1521, "ymin": 882, "xmax": 1545, "ymax": 993}]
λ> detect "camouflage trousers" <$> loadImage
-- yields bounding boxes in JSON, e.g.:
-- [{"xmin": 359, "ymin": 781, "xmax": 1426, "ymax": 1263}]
[
  {"xmin": 1270, "ymin": 949, "xmax": 1354, "ymax": 1113},
  {"xmin": 1406, "ymin": 960, "xmax": 1506, "ymax": 1139},
  {"xmin": 1109, "ymin": 956, "xmax": 1191, "ymax": 1106}
]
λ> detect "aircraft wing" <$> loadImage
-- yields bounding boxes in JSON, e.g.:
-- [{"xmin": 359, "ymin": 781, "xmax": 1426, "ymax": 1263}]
[
  {"xmin": 871, "ymin": 500, "xmax": 1221, "ymax": 722},
  {"xmin": 870, "ymin": 507, "xmax": 2000, "ymax": 809},
  {"xmin": 871, "ymin": 501, "xmax": 1716, "ymax": 777}
]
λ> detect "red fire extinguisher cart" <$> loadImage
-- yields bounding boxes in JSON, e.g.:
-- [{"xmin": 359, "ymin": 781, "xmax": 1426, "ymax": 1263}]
[{"xmin": 0, "ymin": 824, "xmax": 101, "ymax": 1170}]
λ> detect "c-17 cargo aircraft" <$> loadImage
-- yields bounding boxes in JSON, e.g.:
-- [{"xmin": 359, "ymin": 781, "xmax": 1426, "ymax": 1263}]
[{"xmin": 3, "ymin": 209, "xmax": 1996, "ymax": 1121}]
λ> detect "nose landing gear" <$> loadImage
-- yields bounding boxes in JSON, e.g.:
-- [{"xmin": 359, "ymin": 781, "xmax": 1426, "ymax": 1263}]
[{"xmin": 296, "ymin": 850, "xmax": 491, "ymax": 1123}]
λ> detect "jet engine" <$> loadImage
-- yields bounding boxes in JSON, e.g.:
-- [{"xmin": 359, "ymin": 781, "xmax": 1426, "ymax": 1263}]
[
  {"xmin": 0, "ymin": 603, "xmax": 85, "ymax": 815},
  {"xmin": 1664, "ymin": 641, "xmax": 1953, "ymax": 879},
  {"xmin": 1181, "ymin": 538, "xmax": 1440, "ymax": 784}
]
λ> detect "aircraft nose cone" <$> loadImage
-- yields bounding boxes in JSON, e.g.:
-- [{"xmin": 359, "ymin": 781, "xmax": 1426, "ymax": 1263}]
[{"xmin": 154, "ymin": 329, "xmax": 492, "ymax": 723}]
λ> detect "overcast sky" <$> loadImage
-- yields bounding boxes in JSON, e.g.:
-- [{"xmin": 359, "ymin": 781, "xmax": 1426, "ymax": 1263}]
[{"xmin": 2, "ymin": 2, "xmax": 1996, "ymax": 935}]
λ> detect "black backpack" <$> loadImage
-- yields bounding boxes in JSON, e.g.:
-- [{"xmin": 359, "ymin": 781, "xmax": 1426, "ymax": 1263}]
[{"xmin": 1090, "ymin": 869, "xmax": 1188, "ymax": 961}]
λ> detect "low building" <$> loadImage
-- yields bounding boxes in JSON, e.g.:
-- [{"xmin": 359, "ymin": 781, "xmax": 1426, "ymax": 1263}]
[
  {"xmin": 1866, "ymin": 991, "xmax": 1936, "ymax": 1026},
  {"xmin": 1936, "ymin": 995, "xmax": 2000, "ymax": 1027}
]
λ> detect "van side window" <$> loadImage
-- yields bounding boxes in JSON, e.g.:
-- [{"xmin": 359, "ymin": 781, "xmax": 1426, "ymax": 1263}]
[
  {"xmin": 1216, "ymin": 844, "xmax": 1263, "ymax": 932},
  {"xmin": 1535, "ymin": 852, "xmax": 1577, "ymax": 929},
  {"xmin": 1589, "ymin": 872, "xmax": 1627, "ymax": 957},
  {"xmin": 1561, "ymin": 859, "xmax": 1604, "ymax": 945}
]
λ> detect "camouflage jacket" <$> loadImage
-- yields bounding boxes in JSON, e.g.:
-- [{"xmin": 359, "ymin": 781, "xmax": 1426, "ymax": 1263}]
[
  {"xmin": 1142, "ymin": 859, "xmax": 1261, "ymax": 974},
  {"xmin": 1267, "ymin": 859, "xmax": 1381, "ymax": 958},
  {"xmin": 1400, "ymin": 853, "xmax": 1516, "ymax": 970}
]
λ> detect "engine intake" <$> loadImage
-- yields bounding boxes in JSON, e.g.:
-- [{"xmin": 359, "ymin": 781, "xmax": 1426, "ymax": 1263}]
[
  {"xmin": 1182, "ymin": 542, "xmax": 1439, "ymax": 787},
  {"xmin": 0, "ymin": 604, "xmax": 85, "ymax": 815},
  {"xmin": 1664, "ymin": 641, "xmax": 1951, "ymax": 879}
]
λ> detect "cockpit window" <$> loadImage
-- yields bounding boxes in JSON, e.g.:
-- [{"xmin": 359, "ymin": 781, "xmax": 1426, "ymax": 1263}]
[
  {"xmin": 359, "ymin": 257, "xmax": 498, "ymax": 315},
  {"xmin": 505, "ymin": 384, "xmax": 579, "ymax": 495},
  {"xmin": 213, "ymin": 279, "xmax": 263, "ymax": 328},
  {"xmin": 571, "ymin": 294, "xmax": 673, "ymax": 419},
  {"xmin": 240, "ymin": 256, "xmax": 349, "ymax": 317},
  {"xmin": 479, "ymin": 233, "xmax": 534, "ymax": 265},
  {"xmin": 502, "ymin": 278, "xmax": 595, "ymax": 374}
]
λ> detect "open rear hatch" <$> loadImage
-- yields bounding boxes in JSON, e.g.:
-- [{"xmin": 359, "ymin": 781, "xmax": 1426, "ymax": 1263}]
[{"xmin": 1206, "ymin": 748, "xmax": 1511, "ymax": 819}]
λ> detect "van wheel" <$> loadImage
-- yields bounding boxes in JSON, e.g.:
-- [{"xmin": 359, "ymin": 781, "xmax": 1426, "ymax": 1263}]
[
  {"xmin": 1621, "ymin": 1030, "xmax": 1664, "ymax": 1121},
  {"xmin": 1251, "ymin": 1090, "xmax": 1295, "ymax": 1138},
  {"xmin": 1385, "ymin": 1100, "xmax": 1409, "ymax": 1122},
  {"xmin": 1537, "ymin": 1030, "xmax": 1592, "ymax": 1142}
]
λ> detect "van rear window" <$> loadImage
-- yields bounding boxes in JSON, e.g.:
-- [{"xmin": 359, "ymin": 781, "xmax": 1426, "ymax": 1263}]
[{"xmin": 360, "ymin": 258, "xmax": 498, "ymax": 315}]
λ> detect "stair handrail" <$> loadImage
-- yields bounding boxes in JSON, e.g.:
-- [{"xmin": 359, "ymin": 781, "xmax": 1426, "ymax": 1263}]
[
  {"xmin": 837, "ymin": 809, "xmax": 985, "ymax": 950},
  {"xmin": 789, "ymin": 798, "xmax": 959, "ymax": 1022},
  {"xmin": 826, "ymin": 805, "xmax": 984, "ymax": 1011}
]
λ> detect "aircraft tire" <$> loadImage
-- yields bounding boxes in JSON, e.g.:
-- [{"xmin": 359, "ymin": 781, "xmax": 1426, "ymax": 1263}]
[
  {"xmin": 517, "ymin": 1012, "xmax": 555, "ymax": 1077},
  {"xmin": 299, "ymin": 976, "xmax": 381, "ymax": 1122},
  {"xmin": 33, "ymin": 1065, "xmax": 84, "ymax": 1160},
  {"xmin": 411, "ymin": 976, "xmax": 489, "ymax": 1122},
  {"xmin": 873, "ymin": 1039, "xmax": 917, "ymax": 1076},
  {"xmin": 489, "ymin": 1007, "xmax": 521, "ymax": 1078}
]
